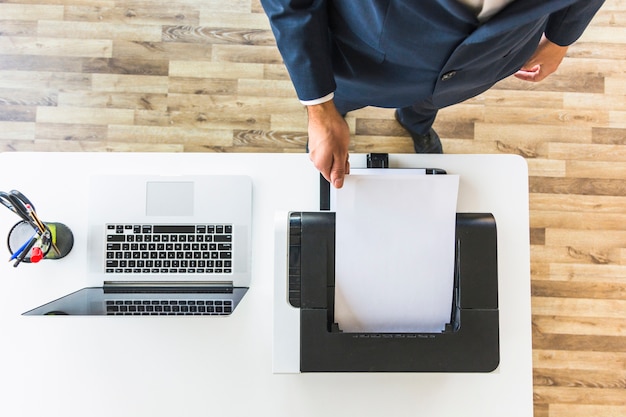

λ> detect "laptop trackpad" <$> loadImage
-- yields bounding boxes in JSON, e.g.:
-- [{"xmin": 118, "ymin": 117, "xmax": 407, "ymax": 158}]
[{"xmin": 146, "ymin": 181, "xmax": 194, "ymax": 217}]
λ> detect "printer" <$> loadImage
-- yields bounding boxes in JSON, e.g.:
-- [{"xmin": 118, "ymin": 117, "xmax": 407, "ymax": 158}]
[{"xmin": 273, "ymin": 154, "xmax": 499, "ymax": 373}]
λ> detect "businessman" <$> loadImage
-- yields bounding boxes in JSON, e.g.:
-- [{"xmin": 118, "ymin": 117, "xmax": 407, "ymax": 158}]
[{"xmin": 261, "ymin": 0, "xmax": 604, "ymax": 188}]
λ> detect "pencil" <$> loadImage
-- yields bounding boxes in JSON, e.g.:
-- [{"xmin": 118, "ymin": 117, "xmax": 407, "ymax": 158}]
[
  {"xmin": 27, "ymin": 207, "xmax": 60, "ymax": 256},
  {"xmin": 13, "ymin": 234, "xmax": 39, "ymax": 267},
  {"xmin": 8, "ymin": 232, "xmax": 39, "ymax": 261}
]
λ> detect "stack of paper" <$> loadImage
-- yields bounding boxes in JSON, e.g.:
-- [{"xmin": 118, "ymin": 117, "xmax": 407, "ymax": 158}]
[{"xmin": 331, "ymin": 170, "xmax": 459, "ymax": 333}]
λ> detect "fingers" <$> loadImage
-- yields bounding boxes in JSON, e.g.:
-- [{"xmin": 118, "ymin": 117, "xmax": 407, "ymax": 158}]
[
  {"xmin": 311, "ymin": 150, "xmax": 349, "ymax": 189},
  {"xmin": 329, "ymin": 154, "xmax": 350, "ymax": 189},
  {"xmin": 514, "ymin": 36, "xmax": 568, "ymax": 83},
  {"xmin": 514, "ymin": 65, "xmax": 554, "ymax": 82},
  {"xmin": 305, "ymin": 100, "xmax": 351, "ymax": 188},
  {"xmin": 514, "ymin": 65, "xmax": 541, "ymax": 82}
]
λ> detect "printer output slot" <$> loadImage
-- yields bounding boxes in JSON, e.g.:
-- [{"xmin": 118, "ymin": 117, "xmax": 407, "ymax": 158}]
[
  {"xmin": 327, "ymin": 237, "xmax": 462, "ymax": 335},
  {"xmin": 288, "ymin": 211, "xmax": 499, "ymax": 372}
]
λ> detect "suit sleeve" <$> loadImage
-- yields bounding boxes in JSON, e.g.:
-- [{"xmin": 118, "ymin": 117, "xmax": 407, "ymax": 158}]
[
  {"xmin": 261, "ymin": 0, "xmax": 336, "ymax": 102},
  {"xmin": 545, "ymin": 0, "xmax": 605, "ymax": 46}
]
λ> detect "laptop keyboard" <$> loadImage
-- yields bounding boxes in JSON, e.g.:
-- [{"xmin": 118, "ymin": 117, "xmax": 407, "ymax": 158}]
[
  {"xmin": 105, "ymin": 299, "xmax": 233, "ymax": 315},
  {"xmin": 105, "ymin": 224, "xmax": 233, "ymax": 274}
]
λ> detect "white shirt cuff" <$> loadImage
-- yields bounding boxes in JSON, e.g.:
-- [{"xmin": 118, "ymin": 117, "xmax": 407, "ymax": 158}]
[{"xmin": 299, "ymin": 92, "xmax": 335, "ymax": 106}]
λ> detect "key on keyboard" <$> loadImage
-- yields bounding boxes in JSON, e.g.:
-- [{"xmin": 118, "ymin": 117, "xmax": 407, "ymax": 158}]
[
  {"xmin": 104, "ymin": 224, "xmax": 233, "ymax": 274},
  {"xmin": 105, "ymin": 299, "xmax": 233, "ymax": 315}
]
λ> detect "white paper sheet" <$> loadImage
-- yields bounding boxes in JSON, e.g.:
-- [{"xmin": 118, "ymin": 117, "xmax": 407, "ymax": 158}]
[{"xmin": 331, "ymin": 170, "xmax": 459, "ymax": 333}]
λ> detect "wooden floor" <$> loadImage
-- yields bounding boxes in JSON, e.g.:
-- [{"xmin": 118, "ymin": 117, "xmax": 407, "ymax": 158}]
[{"xmin": 1, "ymin": 1, "xmax": 624, "ymax": 415}]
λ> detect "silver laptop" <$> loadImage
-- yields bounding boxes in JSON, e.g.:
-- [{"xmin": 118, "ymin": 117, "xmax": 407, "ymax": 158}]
[{"xmin": 23, "ymin": 175, "xmax": 252, "ymax": 316}]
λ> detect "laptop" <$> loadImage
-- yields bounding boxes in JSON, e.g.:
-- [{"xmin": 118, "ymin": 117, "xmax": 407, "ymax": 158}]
[{"xmin": 23, "ymin": 174, "xmax": 253, "ymax": 316}]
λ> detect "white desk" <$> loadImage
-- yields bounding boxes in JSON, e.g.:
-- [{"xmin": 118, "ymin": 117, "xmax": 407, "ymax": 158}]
[{"xmin": 0, "ymin": 153, "xmax": 532, "ymax": 417}]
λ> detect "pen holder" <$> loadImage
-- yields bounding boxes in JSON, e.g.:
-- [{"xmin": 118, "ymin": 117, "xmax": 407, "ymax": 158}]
[{"xmin": 7, "ymin": 220, "xmax": 73, "ymax": 263}]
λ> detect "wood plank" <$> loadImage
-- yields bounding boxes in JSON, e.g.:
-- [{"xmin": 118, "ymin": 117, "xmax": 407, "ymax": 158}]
[
  {"xmin": 0, "ymin": 0, "xmax": 115, "ymax": 6},
  {"xmin": 36, "ymin": 20, "xmax": 163, "ymax": 43},
  {"xmin": 0, "ymin": 102, "xmax": 37, "ymax": 122},
  {"xmin": 568, "ymin": 42, "xmax": 626, "ymax": 60},
  {"xmin": 168, "ymin": 60, "xmax": 264, "ymax": 79},
  {"xmin": 544, "ymin": 228, "xmax": 626, "ymax": 248},
  {"xmin": 168, "ymin": 77, "xmax": 237, "ymax": 95},
  {"xmin": 57, "ymin": 91, "xmax": 168, "ymax": 112},
  {"xmin": 527, "ymin": 159, "xmax": 567, "ymax": 177},
  {"xmin": 161, "ymin": 25, "xmax": 274, "ymax": 46},
  {"xmin": 34, "ymin": 123, "xmax": 108, "ymax": 142},
  {"xmin": 534, "ymin": 368, "xmax": 626, "ymax": 389},
  {"xmin": 237, "ymin": 78, "xmax": 297, "ymax": 98},
  {"xmin": 0, "ymin": 70, "xmax": 92, "ymax": 91},
  {"xmin": 532, "ymin": 297, "xmax": 626, "ymax": 319},
  {"xmin": 81, "ymin": 57, "xmax": 169, "ymax": 76},
  {"xmin": 550, "ymin": 404, "xmax": 626, "ymax": 417},
  {"xmin": 0, "ymin": 36, "xmax": 113, "ymax": 58},
  {"xmin": 211, "ymin": 44, "xmax": 283, "ymax": 64},
  {"xmin": 268, "ymin": 111, "xmax": 307, "ymax": 131},
  {"xmin": 609, "ymin": 110, "xmax": 626, "ymax": 128},
  {"xmin": 199, "ymin": 12, "xmax": 270, "ymax": 29},
  {"xmin": 91, "ymin": 73, "xmax": 169, "ymax": 93},
  {"xmin": 533, "ymin": 349, "xmax": 626, "ymax": 371},
  {"xmin": 531, "ymin": 210, "xmax": 626, "ymax": 230},
  {"xmin": 484, "ymin": 106, "xmax": 609, "ymax": 126},
  {"xmin": 492, "ymin": 73, "xmax": 604, "ymax": 94},
  {"xmin": 579, "ymin": 25, "xmax": 626, "ymax": 44},
  {"xmin": 475, "ymin": 123, "xmax": 593, "ymax": 144},
  {"xmin": 107, "ymin": 124, "xmax": 233, "ymax": 149},
  {"xmin": 166, "ymin": 94, "xmax": 302, "ymax": 115},
  {"xmin": 530, "ymin": 193, "xmax": 626, "ymax": 213},
  {"xmin": 593, "ymin": 127, "xmax": 626, "ymax": 145},
  {"xmin": 0, "ymin": 88, "xmax": 57, "ymax": 107},
  {"xmin": 0, "ymin": 3, "xmax": 64, "ymax": 20},
  {"xmin": 538, "ymin": 263, "xmax": 626, "ymax": 282},
  {"xmin": 0, "ymin": 121, "xmax": 35, "ymax": 140},
  {"xmin": 533, "ymin": 314, "xmax": 626, "ymax": 336},
  {"xmin": 112, "ymin": 40, "xmax": 212, "ymax": 61},
  {"xmin": 532, "ymin": 332, "xmax": 626, "ymax": 353},
  {"xmin": 64, "ymin": 3, "xmax": 201, "ymax": 26},
  {"xmin": 200, "ymin": 0, "xmax": 253, "ymax": 14},
  {"xmin": 565, "ymin": 92, "xmax": 626, "ymax": 112},
  {"xmin": 351, "ymin": 135, "xmax": 415, "ymax": 154},
  {"xmin": 529, "ymin": 177, "xmax": 626, "ymax": 196},
  {"xmin": 605, "ymin": 76, "xmax": 626, "ymax": 95},
  {"xmin": 531, "ymin": 245, "xmax": 620, "ymax": 266},
  {"xmin": 0, "ymin": 20, "xmax": 38, "ymax": 37},
  {"xmin": 0, "ymin": 54, "xmax": 83, "ymax": 72},
  {"xmin": 533, "ymin": 386, "xmax": 626, "ymax": 406},
  {"xmin": 36, "ymin": 106, "xmax": 135, "ymax": 125},
  {"xmin": 233, "ymin": 129, "xmax": 307, "ymax": 150},
  {"xmin": 565, "ymin": 160, "xmax": 626, "ymax": 179}
]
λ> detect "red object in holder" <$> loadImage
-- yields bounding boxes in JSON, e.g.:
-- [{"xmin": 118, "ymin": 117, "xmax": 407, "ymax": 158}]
[{"xmin": 30, "ymin": 247, "xmax": 44, "ymax": 263}]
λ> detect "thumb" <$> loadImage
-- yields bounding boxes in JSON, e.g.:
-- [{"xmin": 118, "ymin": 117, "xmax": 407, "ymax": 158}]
[
  {"xmin": 330, "ymin": 156, "xmax": 349, "ymax": 189},
  {"xmin": 331, "ymin": 168, "xmax": 345, "ymax": 189}
]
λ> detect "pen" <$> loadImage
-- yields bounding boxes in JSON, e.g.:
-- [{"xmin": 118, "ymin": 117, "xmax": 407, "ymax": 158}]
[
  {"xmin": 25, "ymin": 204, "xmax": 45, "ymax": 233},
  {"xmin": 26, "ymin": 205, "xmax": 60, "ymax": 255},
  {"xmin": 8, "ymin": 232, "xmax": 39, "ymax": 261},
  {"xmin": 13, "ymin": 233, "xmax": 40, "ymax": 267}
]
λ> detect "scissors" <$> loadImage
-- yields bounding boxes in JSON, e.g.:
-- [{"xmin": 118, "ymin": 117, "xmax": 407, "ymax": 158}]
[
  {"xmin": 0, "ymin": 190, "xmax": 38, "ymax": 226},
  {"xmin": 1, "ymin": 189, "xmax": 59, "ymax": 261}
]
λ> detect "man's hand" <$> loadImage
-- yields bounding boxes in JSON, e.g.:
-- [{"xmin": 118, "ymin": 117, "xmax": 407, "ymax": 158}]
[
  {"xmin": 514, "ymin": 35, "xmax": 569, "ymax": 82},
  {"xmin": 306, "ymin": 100, "xmax": 351, "ymax": 189}
]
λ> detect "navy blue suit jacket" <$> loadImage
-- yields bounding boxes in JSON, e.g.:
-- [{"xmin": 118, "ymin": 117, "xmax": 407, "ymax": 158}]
[{"xmin": 261, "ymin": 0, "xmax": 604, "ymax": 109}]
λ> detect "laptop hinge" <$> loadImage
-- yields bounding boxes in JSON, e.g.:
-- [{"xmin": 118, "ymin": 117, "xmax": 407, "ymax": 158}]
[{"xmin": 103, "ymin": 281, "xmax": 234, "ymax": 294}]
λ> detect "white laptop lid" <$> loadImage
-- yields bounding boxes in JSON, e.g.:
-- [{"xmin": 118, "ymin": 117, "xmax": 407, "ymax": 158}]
[{"xmin": 87, "ymin": 175, "xmax": 252, "ymax": 287}]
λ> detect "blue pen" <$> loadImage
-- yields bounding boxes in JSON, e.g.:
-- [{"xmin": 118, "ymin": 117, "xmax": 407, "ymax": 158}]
[
  {"xmin": 8, "ymin": 232, "xmax": 39, "ymax": 262},
  {"xmin": 13, "ymin": 234, "xmax": 41, "ymax": 268}
]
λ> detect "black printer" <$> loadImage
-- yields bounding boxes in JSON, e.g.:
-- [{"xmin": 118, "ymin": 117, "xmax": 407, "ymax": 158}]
[{"xmin": 285, "ymin": 154, "xmax": 500, "ymax": 372}]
